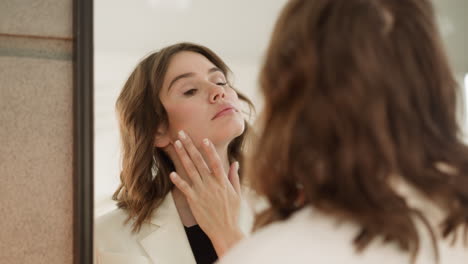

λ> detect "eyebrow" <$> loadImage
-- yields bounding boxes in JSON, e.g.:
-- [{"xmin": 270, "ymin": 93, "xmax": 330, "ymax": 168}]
[{"xmin": 167, "ymin": 67, "xmax": 223, "ymax": 93}]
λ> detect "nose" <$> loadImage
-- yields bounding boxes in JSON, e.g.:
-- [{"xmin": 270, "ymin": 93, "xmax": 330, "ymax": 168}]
[{"xmin": 209, "ymin": 83, "xmax": 225, "ymax": 103}]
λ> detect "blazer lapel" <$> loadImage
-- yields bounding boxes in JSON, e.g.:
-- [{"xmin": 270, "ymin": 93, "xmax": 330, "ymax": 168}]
[{"xmin": 138, "ymin": 192, "xmax": 196, "ymax": 264}]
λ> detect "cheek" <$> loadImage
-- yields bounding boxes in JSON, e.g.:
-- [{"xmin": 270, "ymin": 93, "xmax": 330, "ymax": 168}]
[
  {"xmin": 165, "ymin": 103, "xmax": 204, "ymax": 129},
  {"xmin": 227, "ymin": 89, "xmax": 240, "ymax": 103}
]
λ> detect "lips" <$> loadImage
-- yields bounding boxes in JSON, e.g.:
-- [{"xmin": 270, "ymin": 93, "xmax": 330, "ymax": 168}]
[{"xmin": 212, "ymin": 105, "xmax": 238, "ymax": 120}]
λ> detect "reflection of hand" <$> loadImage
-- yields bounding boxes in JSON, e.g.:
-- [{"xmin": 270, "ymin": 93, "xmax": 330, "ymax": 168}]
[{"xmin": 169, "ymin": 130, "xmax": 245, "ymax": 257}]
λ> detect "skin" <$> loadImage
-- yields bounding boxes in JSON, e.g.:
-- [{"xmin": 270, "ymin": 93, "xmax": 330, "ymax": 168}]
[{"xmin": 154, "ymin": 51, "xmax": 246, "ymax": 256}]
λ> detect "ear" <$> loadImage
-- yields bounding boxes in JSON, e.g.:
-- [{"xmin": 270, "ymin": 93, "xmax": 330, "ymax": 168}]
[{"xmin": 154, "ymin": 125, "xmax": 171, "ymax": 148}]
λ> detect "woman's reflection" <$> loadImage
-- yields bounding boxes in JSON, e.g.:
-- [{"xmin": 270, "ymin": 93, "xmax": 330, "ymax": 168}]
[{"xmin": 95, "ymin": 43, "xmax": 254, "ymax": 264}]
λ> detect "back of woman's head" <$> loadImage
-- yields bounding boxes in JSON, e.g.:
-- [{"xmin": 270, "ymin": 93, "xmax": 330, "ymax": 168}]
[
  {"xmin": 252, "ymin": 0, "xmax": 468, "ymax": 261},
  {"xmin": 114, "ymin": 42, "xmax": 253, "ymax": 232}
]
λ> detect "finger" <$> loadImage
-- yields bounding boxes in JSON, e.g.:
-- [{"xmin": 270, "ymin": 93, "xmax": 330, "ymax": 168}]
[
  {"xmin": 178, "ymin": 130, "xmax": 212, "ymax": 178},
  {"xmin": 170, "ymin": 172, "xmax": 195, "ymax": 199},
  {"xmin": 228, "ymin": 161, "xmax": 241, "ymax": 194},
  {"xmin": 201, "ymin": 138, "xmax": 226, "ymax": 182},
  {"xmin": 173, "ymin": 139, "xmax": 203, "ymax": 185}
]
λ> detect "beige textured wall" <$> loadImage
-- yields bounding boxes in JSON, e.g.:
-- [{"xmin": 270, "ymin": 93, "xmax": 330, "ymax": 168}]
[{"xmin": 0, "ymin": 1, "xmax": 74, "ymax": 263}]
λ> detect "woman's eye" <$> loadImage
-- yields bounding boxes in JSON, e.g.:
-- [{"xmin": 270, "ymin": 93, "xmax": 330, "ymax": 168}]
[
  {"xmin": 216, "ymin": 82, "xmax": 227, "ymax": 86},
  {"xmin": 183, "ymin": 88, "xmax": 198, "ymax": 96}
]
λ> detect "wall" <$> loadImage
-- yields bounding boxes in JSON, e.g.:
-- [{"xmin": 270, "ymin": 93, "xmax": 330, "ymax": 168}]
[{"xmin": 0, "ymin": 0, "xmax": 74, "ymax": 263}]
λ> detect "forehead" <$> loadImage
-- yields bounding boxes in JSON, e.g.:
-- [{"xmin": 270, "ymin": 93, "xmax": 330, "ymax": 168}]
[{"xmin": 164, "ymin": 51, "xmax": 217, "ymax": 80}]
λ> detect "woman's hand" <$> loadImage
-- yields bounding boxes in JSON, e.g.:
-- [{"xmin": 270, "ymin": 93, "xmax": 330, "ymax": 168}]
[{"xmin": 169, "ymin": 130, "xmax": 245, "ymax": 256}]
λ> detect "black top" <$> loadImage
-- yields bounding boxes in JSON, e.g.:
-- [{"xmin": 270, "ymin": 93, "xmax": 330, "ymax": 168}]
[{"xmin": 184, "ymin": 225, "xmax": 218, "ymax": 264}]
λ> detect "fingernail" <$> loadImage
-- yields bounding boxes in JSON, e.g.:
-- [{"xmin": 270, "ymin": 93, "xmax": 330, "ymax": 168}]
[
  {"xmin": 235, "ymin": 161, "xmax": 240, "ymax": 172},
  {"xmin": 170, "ymin": 172, "xmax": 177, "ymax": 179},
  {"xmin": 203, "ymin": 138, "xmax": 210, "ymax": 146},
  {"xmin": 175, "ymin": 140, "xmax": 182, "ymax": 148},
  {"xmin": 178, "ymin": 130, "xmax": 186, "ymax": 140}
]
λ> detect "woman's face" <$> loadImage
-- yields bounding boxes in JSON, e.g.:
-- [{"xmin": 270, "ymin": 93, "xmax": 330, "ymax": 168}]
[{"xmin": 156, "ymin": 51, "xmax": 245, "ymax": 148}]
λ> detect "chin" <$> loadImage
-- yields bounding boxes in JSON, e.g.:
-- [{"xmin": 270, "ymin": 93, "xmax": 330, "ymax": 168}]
[
  {"xmin": 229, "ymin": 118, "xmax": 246, "ymax": 137},
  {"xmin": 213, "ymin": 119, "xmax": 245, "ymax": 144}
]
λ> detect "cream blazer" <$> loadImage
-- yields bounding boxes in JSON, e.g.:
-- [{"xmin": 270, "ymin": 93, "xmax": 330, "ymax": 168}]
[
  {"xmin": 94, "ymin": 191, "xmax": 254, "ymax": 264},
  {"xmin": 220, "ymin": 179, "xmax": 468, "ymax": 264}
]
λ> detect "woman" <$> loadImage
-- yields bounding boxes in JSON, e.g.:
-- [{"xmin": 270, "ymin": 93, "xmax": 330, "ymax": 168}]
[
  {"xmin": 95, "ymin": 43, "xmax": 254, "ymax": 264},
  {"xmin": 220, "ymin": 0, "xmax": 468, "ymax": 263}
]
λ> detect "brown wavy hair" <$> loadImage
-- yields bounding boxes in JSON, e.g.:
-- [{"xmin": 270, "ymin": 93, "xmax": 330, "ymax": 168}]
[
  {"xmin": 113, "ymin": 42, "xmax": 254, "ymax": 232},
  {"xmin": 251, "ymin": 0, "xmax": 468, "ymax": 262}
]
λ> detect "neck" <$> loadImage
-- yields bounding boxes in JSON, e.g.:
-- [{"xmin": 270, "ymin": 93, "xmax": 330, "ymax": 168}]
[{"xmin": 167, "ymin": 141, "xmax": 231, "ymax": 227}]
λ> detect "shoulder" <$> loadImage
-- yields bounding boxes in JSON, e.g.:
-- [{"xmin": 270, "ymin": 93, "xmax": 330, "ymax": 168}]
[
  {"xmin": 220, "ymin": 207, "xmax": 324, "ymax": 264},
  {"xmin": 94, "ymin": 209, "xmax": 137, "ymax": 248},
  {"xmin": 220, "ymin": 207, "xmax": 412, "ymax": 264},
  {"xmin": 94, "ymin": 209, "xmax": 154, "ymax": 264},
  {"xmin": 95, "ymin": 208, "xmax": 132, "ymax": 234}
]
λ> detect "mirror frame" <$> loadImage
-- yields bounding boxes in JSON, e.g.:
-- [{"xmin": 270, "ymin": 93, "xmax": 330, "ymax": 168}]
[{"xmin": 73, "ymin": 0, "xmax": 94, "ymax": 263}]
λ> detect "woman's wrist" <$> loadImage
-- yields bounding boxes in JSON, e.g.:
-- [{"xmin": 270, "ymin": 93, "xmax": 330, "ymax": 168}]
[{"xmin": 210, "ymin": 228, "xmax": 245, "ymax": 257}]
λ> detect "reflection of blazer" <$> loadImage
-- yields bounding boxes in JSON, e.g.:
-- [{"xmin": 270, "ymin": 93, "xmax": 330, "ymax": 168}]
[{"xmin": 95, "ymin": 191, "xmax": 254, "ymax": 264}]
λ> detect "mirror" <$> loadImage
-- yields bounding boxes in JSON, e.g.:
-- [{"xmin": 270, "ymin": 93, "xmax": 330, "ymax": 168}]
[
  {"xmin": 94, "ymin": 0, "xmax": 288, "ymax": 217},
  {"xmin": 89, "ymin": 0, "xmax": 468, "ymax": 263}
]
